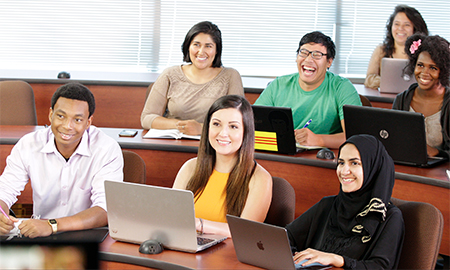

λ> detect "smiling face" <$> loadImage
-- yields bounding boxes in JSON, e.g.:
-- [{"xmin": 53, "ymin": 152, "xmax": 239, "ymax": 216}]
[
  {"xmin": 336, "ymin": 143, "xmax": 364, "ymax": 193},
  {"xmin": 296, "ymin": 42, "xmax": 333, "ymax": 91},
  {"xmin": 391, "ymin": 12, "xmax": 414, "ymax": 46},
  {"xmin": 415, "ymin": 51, "xmax": 441, "ymax": 91},
  {"xmin": 189, "ymin": 32, "xmax": 217, "ymax": 70},
  {"xmin": 49, "ymin": 97, "xmax": 92, "ymax": 159},
  {"xmin": 208, "ymin": 108, "xmax": 244, "ymax": 158}
]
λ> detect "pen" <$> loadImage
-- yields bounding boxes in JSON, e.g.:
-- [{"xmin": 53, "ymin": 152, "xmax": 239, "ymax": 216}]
[
  {"xmin": 303, "ymin": 119, "xmax": 312, "ymax": 128},
  {"xmin": 0, "ymin": 207, "xmax": 11, "ymax": 221}
]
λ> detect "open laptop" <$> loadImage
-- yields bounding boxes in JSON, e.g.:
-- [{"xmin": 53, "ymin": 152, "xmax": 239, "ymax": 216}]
[
  {"xmin": 227, "ymin": 215, "xmax": 330, "ymax": 270},
  {"xmin": 104, "ymin": 181, "xmax": 227, "ymax": 253},
  {"xmin": 380, "ymin": 58, "xmax": 416, "ymax": 93},
  {"xmin": 252, "ymin": 105, "xmax": 298, "ymax": 155},
  {"xmin": 344, "ymin": 105, "xmax": 447, "ymax": 167}
]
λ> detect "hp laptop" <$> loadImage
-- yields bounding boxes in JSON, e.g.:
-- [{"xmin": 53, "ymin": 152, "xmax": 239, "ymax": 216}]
[
  {"xmin": 380, "ymin": 58, "xmax": 416, "ymax": 93},
  {"xmin": 227, "ymin": 215, "xmax": 330, "ymax": 270},
  {"xmin": 252, "ymin": 105, "xmax": 298, "ymax": 155},
  {"xmin": 105, "ymin": 181, "xmax": 227, "ymax": 253},
  {"xmin": 344, "ymin": 105, "xmax": 447, "ymax": 167}
]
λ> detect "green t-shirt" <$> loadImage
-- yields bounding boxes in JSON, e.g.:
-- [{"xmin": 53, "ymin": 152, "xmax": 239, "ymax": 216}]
[{"xmin": 254, "ymin": 71, "xmax": 361, "ymax": 134}]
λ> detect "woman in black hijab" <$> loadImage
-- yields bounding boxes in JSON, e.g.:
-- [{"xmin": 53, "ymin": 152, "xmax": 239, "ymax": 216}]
[{"xmin": 286, "ymin": 134, "xmax": 404, "ymax": 269}]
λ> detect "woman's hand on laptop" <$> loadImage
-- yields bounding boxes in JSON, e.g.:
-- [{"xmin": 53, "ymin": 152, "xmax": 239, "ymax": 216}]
[
  {"xmin": 293, "ymin": 248, "xmax": 344, "ymax": 268},
  {"xmin": 426, "ymin": 145, "xmax": 439, "ymax": 157}
]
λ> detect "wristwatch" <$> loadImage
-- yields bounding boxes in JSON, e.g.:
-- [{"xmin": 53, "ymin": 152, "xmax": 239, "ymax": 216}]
[{"xmin": 48, "ymin": 219, "xmax": 58, "ymax": 234}]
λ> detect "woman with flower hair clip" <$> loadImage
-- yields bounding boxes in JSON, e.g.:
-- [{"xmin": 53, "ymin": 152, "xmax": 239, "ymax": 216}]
[
  {"xmin": 392, "ymin": 33, "xmax": 450, "ymax": 159},
  {"xmin": 365, "ymin": 5, "xmax": 428, "ymax": 89}
]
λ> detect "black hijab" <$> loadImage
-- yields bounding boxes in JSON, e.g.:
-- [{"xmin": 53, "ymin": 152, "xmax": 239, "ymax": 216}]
[{"xmin": 328, "ymin": 134, "xmax": 395, "ymax": 243}]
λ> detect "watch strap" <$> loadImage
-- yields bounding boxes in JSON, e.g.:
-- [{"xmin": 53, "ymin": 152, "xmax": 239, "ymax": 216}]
[{"xmin": 48, "ymin": 219, "xmax": 58, "ymax": 234}]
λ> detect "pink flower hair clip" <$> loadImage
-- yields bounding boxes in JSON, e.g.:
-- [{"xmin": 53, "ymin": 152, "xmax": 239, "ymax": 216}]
[{"xmin": 410, "ymin": 39, "xmax": 421, "ymax": 54}]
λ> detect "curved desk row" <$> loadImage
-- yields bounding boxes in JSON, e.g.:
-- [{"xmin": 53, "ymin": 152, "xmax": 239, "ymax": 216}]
[
  {"xmin": 99, "ymin": 236, "xmax": 262, "ymax": 270},
  {"xmin": 10, "ymin": 82, "xmax": 397, "ymax": 129},
  {"xmin": 0, "ymin": 125, "xmax": 448, "ymax": 255}
]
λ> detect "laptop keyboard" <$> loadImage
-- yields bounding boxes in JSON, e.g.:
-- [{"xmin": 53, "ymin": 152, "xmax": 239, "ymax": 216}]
[{"xmin": 197, "ymin": 237, "xmax": 214, "ymax": 246}]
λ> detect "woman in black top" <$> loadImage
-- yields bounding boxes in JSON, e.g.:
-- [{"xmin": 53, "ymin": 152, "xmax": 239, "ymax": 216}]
[
  {"xmin": 392, "ymin": 33, "xmax": 450, "ymax": 159},
  {"xmin": 286, "ymin": 134, "xmax": 404, "ymax": 269}
]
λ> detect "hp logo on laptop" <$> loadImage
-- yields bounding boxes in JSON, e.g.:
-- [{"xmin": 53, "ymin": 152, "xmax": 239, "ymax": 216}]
[{"xmin": 379, "ymin": 129, "xmax": 389, "ymax": 139}]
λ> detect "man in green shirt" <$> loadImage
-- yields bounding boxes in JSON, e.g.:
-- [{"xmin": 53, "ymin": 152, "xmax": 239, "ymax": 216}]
[{"xmin": 255, "ymin": 31, "xmax": 361, "ymax": 148}]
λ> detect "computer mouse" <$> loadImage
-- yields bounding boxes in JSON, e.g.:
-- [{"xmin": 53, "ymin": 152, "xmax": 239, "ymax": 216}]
[
  {"xmin": 316, "ymin": 148, "xmax": 335, "ymax": 160},
  {"xmin": 57, "ymin": 71, "xmax": 71, "ymax": 79},
  {"xmin": 139, "ymin": 239, "xmax": 163, "ymax": 254}
]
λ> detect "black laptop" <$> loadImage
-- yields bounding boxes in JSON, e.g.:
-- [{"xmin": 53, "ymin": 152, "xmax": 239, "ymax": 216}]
[
  {"xmin": 343, "ymin": 105, "xmax": 447, "ymax": 167},
  {"xmin": 252, "ymin": 105, "xmax": 298, "ymax": 155}
]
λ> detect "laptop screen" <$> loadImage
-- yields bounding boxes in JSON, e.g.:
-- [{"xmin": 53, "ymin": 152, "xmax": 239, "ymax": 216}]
[
  {"xmin": 343, "ymin": 105, "xmax": 429, "ymax": 166},
  {"xmin": 380, "ymin": 58, "xmax": 416, "ymax": 93},
  {"xmin": 252, "ymin": 105, "xmax": 297, "ymax": 155}
]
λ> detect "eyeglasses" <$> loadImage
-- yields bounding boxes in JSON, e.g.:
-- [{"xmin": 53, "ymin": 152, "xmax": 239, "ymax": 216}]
[{"xmin": 298, "ymin": 49, "xmax": 327, "ymax": 60}]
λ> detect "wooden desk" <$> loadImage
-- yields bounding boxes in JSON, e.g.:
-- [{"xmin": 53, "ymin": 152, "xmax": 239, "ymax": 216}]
[
  {"xmin": 18, "ymin": 82, "xmax": 393, "ymax": 129},
  {"xmin": 1, "ymin": 125, "xmax": 449, "ymax": 255},
  {"xmin": 100, "ymin": 236, "xmax": 261, "ymax": 269},
  {"xmin": 352, "ymin": 84, "xmax": 396, "ymax": 109},
  {"xmin": 99, "ymin": 236, "xmax": 342, "ymax": 269}
]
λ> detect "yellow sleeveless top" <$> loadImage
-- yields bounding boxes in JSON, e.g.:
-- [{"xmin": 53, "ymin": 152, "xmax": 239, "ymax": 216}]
[{"xmin": 194, "ymin": 170, "xmax": 229, "ymax": 223}]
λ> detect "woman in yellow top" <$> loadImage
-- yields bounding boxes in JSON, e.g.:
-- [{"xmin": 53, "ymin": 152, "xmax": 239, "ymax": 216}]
[{"xmin": 172, "ymin": 95, "xmax": 272, "ymax": 237}]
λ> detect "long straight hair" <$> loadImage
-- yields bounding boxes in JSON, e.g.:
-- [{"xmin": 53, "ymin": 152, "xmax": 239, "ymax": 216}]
[{"xmin": 186, "ymin": 95, "xmax": 256, "ymax": 216}]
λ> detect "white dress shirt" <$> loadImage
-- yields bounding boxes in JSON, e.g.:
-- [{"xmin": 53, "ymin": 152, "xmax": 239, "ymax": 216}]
[{"xmin": 0, "ymin": 126, "xmax": 123, "ymax": 219}]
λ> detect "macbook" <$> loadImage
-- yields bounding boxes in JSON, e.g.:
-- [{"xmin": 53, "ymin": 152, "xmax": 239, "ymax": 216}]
[
  {"xmin": 252, "ymin": 105, "xmax": 299, "ymax": 155},
  {"xmin": 380, "ymin": 58, "xmax": 416, "ymax": 93},
  {"xmin": 344, "ymin": 105, "xmax": 447, "ymax": 167},
  {"xmin": 227, "ymin": 215, "xmax": 330, "ymax": 270},
  {"xmin": 104, "ymin": 181, "xmax": 227, "ymax": 253}
]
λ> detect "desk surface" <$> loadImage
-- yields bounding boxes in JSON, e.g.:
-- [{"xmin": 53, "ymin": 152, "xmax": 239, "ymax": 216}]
[
  {"xmin": 100, "ymin": 236, "xmax": 260, "ymax": 269},
  {"xmin": 1, "ymin": 125, "xmax": 449, "ymax": 256},
  {"xmin": 1, "ymin": 125, "xmax": 447, "ymax": 184},
  {"xmin": 99, "ymin": 235, "xmax": 342, "ymax": 270}
]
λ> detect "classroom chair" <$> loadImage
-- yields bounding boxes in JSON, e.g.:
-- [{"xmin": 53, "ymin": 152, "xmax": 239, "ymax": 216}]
[
  {"xmin": 0, "ymin": 80, "xmax": 37, "ymax": 125},
  {"xmin": 122, "ymin": 150, "xmax": 146, "ymax": 184},
  {"xmin": 391, "ymin": 197, "xmax": 444, "ymax": 270},
  {"xmin": 264, "ymin": 177, "xmax": 295, "ymax": 227},
  {"xmin": 359, "ymin": 94, "xmax": 372, "ymax": 107}
]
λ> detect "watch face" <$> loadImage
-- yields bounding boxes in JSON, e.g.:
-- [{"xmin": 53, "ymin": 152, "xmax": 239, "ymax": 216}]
[{"xmin": 49, "ymin": 219, "xmax": 57, "ymax": 225}]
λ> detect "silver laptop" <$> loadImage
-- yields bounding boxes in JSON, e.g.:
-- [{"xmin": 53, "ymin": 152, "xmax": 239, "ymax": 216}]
[
  {"xmin": 380, "ymin": 58, "xmax": 416, "ymax": 93},
  {"xmin": 105, "ymin": 181, "xmax": 227, "ymax": 253},
  {"xmin": 226, "ymin": 215, "xmax": 330, "ymax": 270},
  {"xmin": 344, "ymin": 105, "xmax": 447, "ymax": 167}
]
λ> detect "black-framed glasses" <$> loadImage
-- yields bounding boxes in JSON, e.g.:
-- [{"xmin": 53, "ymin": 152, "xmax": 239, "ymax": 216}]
[{"xmin": 298, "ymin": 49, "xmax": 327, "ymax": 60}]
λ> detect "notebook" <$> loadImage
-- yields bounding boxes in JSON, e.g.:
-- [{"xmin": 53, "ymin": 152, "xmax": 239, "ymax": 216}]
[
  {"xmin": 380, "ymin": 58, "xmax": 416, "ymax": 93},
  {"xmin": 343, "ymin": 105, "xmax": 447, "ymax": 167},
  {"xmin": 252, "ymin": 105, "xmax": 300, "ymax": 155},
  {"xmin": 104, "ymin": 181, "xmax": 227, "ymax": 253},
  {"xmin": 226, "ymin": 215, "xmax": 330, "ymax": 270}
]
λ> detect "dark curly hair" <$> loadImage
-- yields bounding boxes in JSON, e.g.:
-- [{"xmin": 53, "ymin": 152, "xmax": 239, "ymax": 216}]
[
  {"xmin": 181, "ymin": 21, "xmax": 222, "ymax": 68},
  {"xmin": 383, "ymin": 5, "xmax": 428, "ymax": 57},
  {"xmin": 403, "ymin": 33, "xmax": 450, "ymax": 87}
]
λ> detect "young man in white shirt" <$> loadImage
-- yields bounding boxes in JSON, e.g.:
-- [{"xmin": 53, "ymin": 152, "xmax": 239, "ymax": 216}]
[{"xmin": 0, "ymin": 83, "xmax": 123, "ymax": 238}]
